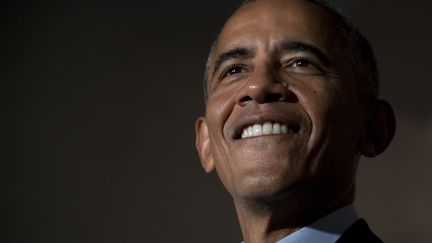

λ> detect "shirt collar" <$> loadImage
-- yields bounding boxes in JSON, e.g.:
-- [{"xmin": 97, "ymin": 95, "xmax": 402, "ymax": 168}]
[{"xmin": 276, "ymin": 204, "xmax": 359, "ymax": 243}]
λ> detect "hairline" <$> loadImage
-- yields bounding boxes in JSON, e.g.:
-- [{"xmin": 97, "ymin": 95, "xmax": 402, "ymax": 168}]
[{"xmin": 203, "ymin": 0, "xmax": 379, "ymax": 104}]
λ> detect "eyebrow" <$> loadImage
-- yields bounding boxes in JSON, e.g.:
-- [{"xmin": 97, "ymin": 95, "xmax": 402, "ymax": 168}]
[
  {"xmin": 212, "ymin": 47, "xmax": 253, "ymax": 78},
  {"xmin": 211, "ymin": 41, "xmax": 330, "ymax": 79},
  {"xmin": 281, "ymin": 41, "xmax": 331, "ymax": 66}
]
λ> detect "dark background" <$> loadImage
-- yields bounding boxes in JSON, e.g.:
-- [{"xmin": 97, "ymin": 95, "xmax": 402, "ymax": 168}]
[{"xmin": 1, "ymin": 0, "xmax": 431, "ymax": 242}]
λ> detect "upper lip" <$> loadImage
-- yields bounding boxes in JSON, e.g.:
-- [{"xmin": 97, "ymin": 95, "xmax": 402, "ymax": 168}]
[{"xmin": 228, "ymin": 107, "xmax": 303, "ymax": 140}]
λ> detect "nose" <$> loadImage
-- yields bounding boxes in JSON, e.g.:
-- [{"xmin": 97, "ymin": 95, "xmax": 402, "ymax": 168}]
[{"xmin": 235, "ymin": 67, "xmax": 295, "ymax": 106}]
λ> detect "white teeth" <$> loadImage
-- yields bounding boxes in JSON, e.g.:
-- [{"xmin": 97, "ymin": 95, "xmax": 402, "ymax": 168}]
[
  {"xmin": 253, "ymin": 124, "xmax": 263, "ymax": 136},
  {"xmin": 262, "ymin": 122, "xmax": 272, "ymax": 135},
  {"xmin": 248, "ymin": 126, "xmax": 253, "ymax": 136},
  {"xmin": 281, "ymin": 124, "xmax": 288, "ymax": 134},
  {"xmin": 273, "ymin": 122, "xmax": 281, "ymax": 134},
  {"xmin": 241, "ymin": 129, "xmax": 247, "ymax": 138},
  {"xmin": 240, "ymin": 122, "xmax": 293, "ymax": 139}
]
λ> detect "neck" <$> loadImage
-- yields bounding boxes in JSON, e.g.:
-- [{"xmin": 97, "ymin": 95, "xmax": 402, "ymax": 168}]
[{"xmin": 233, "ymin": 186, "xmax": 355, "ymax": 243}]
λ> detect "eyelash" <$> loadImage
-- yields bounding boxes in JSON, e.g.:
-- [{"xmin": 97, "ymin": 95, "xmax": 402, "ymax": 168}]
[
  {"xmin": 220, "ymin": 64, "xmax": 248, "ymax": 80},
  {"xmin": 283, "ymin": 58, "xmax": 323, "ymax": 72},
  {"xmin": 219, "ymin": 58, "xmax": 322, "ymax": 81}
]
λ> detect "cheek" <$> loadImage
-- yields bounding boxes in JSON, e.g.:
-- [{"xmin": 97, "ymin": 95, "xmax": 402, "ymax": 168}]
[
  {"xmin": 204, "ymin": 89, "xmax": 238, "ymax": 187},
  {"xmin": 206, "ymin": 97, "xmax": 232, "ymax": 125},
  {"xmin": 206, "ymin": 85, "xmax": 239, "ymax": 136},
  {"xmin": 290, "ymin": 76, "xmax": 335, "ymax": 149},
  {"xmin": 290, "ymin": 74, "xmax": 361, "ymax": 169},
  {"xmin": 297, "ymin": 79, "xmax": 363, "ymax": 173}
]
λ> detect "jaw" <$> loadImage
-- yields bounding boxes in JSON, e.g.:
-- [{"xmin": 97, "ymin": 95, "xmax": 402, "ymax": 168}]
[{"xmin": 219, "ymin": 133, "xmax": 311, "ymax": 198}]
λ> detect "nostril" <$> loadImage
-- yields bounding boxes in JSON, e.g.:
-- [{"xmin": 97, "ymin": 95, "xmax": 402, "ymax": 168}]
[
  {"xmin": 236, "ymin": 80, "xmax": 297, "ymax": 105},
  {"xmin": 238, "ymin": 92, "xmax": 295, "ymax": 104},
  {"xmin": 266, "ymin": 93, "xmax": 284, "ymax": 102},
  {"xmin": 239, "ymin": 95, "xmax": 253, "ymax": 103}
]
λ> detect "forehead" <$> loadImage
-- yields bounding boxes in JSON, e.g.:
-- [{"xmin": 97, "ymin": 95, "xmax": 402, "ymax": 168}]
[{"xmin": 216, "ymin": 0, "xmax": 335, "ymax": 55}]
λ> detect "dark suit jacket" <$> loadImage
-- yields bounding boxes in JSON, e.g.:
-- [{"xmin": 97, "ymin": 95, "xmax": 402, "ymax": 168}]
[{"xmin": 336, "ymin": 219, "xmax": 383, "ymax": 243}]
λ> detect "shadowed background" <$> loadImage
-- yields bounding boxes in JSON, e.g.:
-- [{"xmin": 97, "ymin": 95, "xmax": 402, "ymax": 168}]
[{"xmin": 1, "ymin": 0, "xmax": 431, "ymax": 242}]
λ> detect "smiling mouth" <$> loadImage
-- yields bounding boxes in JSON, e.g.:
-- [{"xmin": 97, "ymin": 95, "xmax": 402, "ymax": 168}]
[{"xmin": 240, "ymin": 122, "xmax": 300, "ymax": 139}]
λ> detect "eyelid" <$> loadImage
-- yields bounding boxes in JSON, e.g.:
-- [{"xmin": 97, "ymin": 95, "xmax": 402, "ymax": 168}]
[
  {"xmin": 282, "ymin": 56, "xmax": 324, "ymax": 72},
  {"xmin": 219, "ymin": 64, "xmax": 250, "ymax": 81}
]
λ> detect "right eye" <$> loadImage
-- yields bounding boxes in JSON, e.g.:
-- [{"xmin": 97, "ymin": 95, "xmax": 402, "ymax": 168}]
[{"xmin": 220, "ymin": 65, "xmax": 247, "ymax": 79}]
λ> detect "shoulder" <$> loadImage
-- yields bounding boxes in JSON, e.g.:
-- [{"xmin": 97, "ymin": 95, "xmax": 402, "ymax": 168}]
[{"xmin": 336, "ymin": 219, "xmax": 383, "ymax": 243}]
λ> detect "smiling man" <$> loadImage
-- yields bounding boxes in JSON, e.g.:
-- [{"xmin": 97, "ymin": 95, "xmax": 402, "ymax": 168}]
[{"xmin": 195, "ymin": 0, "xmax": 395, "ymax": 242}]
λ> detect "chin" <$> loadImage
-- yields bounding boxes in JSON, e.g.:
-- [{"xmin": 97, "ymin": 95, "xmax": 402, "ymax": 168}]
[
  {"xmin": 232, "ymin": 172, "xmax": 304, "ymax": 205},
  {"xmin": 224, "ymin": 150, "xmax": 312, "ymax": 204}
]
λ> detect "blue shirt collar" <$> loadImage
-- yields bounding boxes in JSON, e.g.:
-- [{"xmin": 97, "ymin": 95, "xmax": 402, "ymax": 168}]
[
  {"xmin": 241, "ymin": 204, "xmax": 359, "ymax": 243},
  {"xmin": 276, "ymin": 204, "xmax": 359, "ymax": 243}
]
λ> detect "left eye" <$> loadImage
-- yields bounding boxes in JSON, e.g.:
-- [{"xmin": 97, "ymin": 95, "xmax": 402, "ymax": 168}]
[
  {"xmin": 283, "ymin": 58, "xmax": 322, "ymax": 74},
  {"xmin": 293, "ymin": 59, "xmax": 312, "ymax": 68},
  {"xmin": 220, "ymin": 65, "xmax": 247, "ymax": 80},
  {"xmin": 226, "ymin": 66, "xmax": 244, "ymax": 76}
]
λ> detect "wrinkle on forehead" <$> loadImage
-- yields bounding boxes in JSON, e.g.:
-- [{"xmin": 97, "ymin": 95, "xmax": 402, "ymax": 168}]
[{"xmin": 215, "ymin": 0, "xmax": 335, "ymax": 59}]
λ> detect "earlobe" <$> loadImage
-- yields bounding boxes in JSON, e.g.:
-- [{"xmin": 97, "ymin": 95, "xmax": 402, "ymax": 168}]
[
  {"xmin": 195, "ymin": 117, "xmax": 215, "ymax": 173},
  {"xmin": 359, "ymin": 100, "xmax": 396, "ymax": 157}
]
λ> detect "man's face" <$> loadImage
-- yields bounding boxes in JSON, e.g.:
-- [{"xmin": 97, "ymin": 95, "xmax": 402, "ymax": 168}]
[{"xmin": 196, "ymin": 0, "xmax": 366, "ymax": 203}]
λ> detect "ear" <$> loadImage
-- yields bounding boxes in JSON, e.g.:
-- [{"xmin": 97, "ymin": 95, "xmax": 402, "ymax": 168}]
[
  {"xmin": 359, "ymin": 100, "xmax": 396, "ymax": 157},
  {"xmin": 195, "ymin": 117, "xmax": 215, "ymax": 173}
]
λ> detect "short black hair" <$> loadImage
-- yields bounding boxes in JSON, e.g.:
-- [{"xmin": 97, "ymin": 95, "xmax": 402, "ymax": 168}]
[{"xmin": 203, "ymin": 0, "xmax": 379, "ymax": 104}]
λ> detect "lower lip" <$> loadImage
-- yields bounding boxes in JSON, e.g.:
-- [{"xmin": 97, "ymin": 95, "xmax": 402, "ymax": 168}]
[
  {"xmin": 236, "ymin": 133, "xmax": 294, "ymax": 141},
  {"xmin": 232, "ymin": 134, "xmax": 297, "ymax": 154},
  {"xmin": 243, "ymin": 134, "xmax": 282, "ymax": 139}
]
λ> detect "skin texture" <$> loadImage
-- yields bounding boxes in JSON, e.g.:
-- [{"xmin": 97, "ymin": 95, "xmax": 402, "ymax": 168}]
[{"xmin": 195, "ymin": 0, "xmax": 395, "ymax": 242}]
